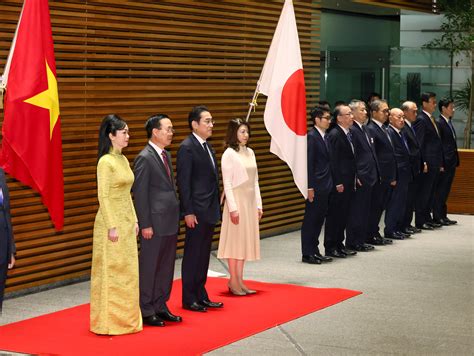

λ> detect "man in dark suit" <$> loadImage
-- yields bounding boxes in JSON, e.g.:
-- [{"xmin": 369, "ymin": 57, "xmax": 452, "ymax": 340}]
[
  {"xmin": 401, "ymin": 101, "xmax": 423, "ymax": 234},
  {"xmin": 413, "ymin": 92, "xmax": 444, "ymax": 230},
  {"xmin": 366, "ymin": 99, "xmax": 397, "ymax": 245},
  {"xmin": 434, "ymin": 98, "xmax": 459, "ymax": 225},
  {"xmin": 385, "ymin": 108, "xmax": 413, "ymax": 240},
  {"xmin": 177, "ymin": 105, "xmax": 222, "ymax": 312},
  {"xmin": 133, "ymin": 114, "xmax": 181, "ymax": 327},
  {"xmin": 0, "ymin": 168, "xmax": 15, "ymax": 314},
  {"xmin": 346, "ymin": 99, "xmax": 379, "ymax": 252},
  {"xmin": 301, "ymin": 106, "xmax": 333, "ymax": 264},
  {"xmin": 325, "ymin": 105, "xmax": 357, "ymax": 258}
]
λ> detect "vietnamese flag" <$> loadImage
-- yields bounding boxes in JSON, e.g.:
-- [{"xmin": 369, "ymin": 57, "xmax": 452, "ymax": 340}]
[
  {"xmin": 0, "ymin": 0, "xmax": 64, "ymax": 230},
  {"xmin": 258, "ymin": 0, "xmax": 307, "ymax": 198}
]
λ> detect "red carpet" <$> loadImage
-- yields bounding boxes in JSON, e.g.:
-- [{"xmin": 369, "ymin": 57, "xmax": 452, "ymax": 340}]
[{"xmin": 0, "ymin": 278, "xmax": 361, "ymax": 355}]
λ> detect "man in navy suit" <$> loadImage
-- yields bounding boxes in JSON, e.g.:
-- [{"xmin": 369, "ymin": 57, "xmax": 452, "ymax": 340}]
[
  {"xmin": 0, "ymin": 168, "xmax": 15, "ymax": 314},
  {"xmin": 366, "ymin": 99, "xmax": 397, "ymax": 245},
  {"xmin": 177, "ymin": 105, "xmax": 223, "ymax": 312},
  {"xmin": 401, "ymin": 101, "xmax": 423, "ymax": 234},
  {"xmin": 345, "ymin": 100, "xmax": 379, "ymax": 252},
  {"xmin": 385, "ymin": 109, "xmax": 413, "ymax": 240},
  {"xmin": 325, "ymin": 105, "xmax": 357, "ymax": 258},
  {"xmin": 433, "ymin": 98, "xmax": 459, "ymax": 225},
  {"xmin": 301, "ymin": 106, "xmax": 333, "ymax": 264},
  {"xmin": 413, "ymin": 92, "xmax": 444, "ymax": 230}
]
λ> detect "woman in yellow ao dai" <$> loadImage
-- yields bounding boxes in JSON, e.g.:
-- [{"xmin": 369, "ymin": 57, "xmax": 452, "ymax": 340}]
[{"xmin": 90, "ymin": 114, "xmax": 142, "ymax": 335}]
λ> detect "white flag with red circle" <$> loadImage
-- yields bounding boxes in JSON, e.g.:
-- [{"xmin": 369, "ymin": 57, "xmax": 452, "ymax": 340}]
[{"xmin": 258, "ymin": 0, "xmax": 307, "ymax": 198}]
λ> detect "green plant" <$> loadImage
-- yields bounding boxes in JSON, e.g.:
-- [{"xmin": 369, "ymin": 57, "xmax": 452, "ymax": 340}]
[
  {"xmin": 425, "ymin": 0, "xmax": 473, "ymax": 55},
  {"xmin": 452, "ymin": 79, "xmax": 471, "ymax": 113}
]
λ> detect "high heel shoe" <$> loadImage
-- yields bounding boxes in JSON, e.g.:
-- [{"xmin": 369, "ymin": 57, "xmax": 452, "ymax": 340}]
[
  {"xmin": 241, "ymin": 287, "xmax": 257, "ymax": 295},
  {"xmin": 228, "ymin": 286, "xmax": 246, "ymax": 296}
]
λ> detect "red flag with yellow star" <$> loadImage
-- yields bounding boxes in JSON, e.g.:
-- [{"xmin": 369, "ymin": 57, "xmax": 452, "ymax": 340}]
[{"xmin": 0, "ymin": 0, "xmax": 64, "ymax": 230}]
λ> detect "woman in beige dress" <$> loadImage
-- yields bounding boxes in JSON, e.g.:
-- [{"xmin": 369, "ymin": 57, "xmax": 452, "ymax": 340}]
[
  {"xmin": 90, "ymin": 114, "xmax": 142, "ymax": 335},
  {"xmin": 217, "ymin": 118, "xmax": 263, "ymax": 295}
]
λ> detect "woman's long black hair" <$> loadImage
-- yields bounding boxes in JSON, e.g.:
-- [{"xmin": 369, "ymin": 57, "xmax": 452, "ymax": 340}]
[{"xmin": 97, "ymin": 114, "xmax": 127, "ymax": 162}]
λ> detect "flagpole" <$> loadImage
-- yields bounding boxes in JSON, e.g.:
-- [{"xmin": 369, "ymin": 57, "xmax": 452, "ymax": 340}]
[{"xmin": 244, "ymin": 83, "xmax": 260, "ymax": 122}]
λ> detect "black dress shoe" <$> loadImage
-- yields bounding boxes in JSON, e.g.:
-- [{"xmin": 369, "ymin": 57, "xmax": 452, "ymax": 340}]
[
  {"xmin": 382, "ymin": 238, "xmax": 393, "ymax": 244},
  {"xmin": 396, "ymin": 231, "xmax": 411, "ymax": 238},
  {"xmin": 408, "ymin": 225, "xmax": 422, "ymax": 233},
  {"xmin": 183, "ymin": 302, "xmax": 207, "ymax": 312},
  {"xmin": 326, "ymin": 249, "xmax": 346, "ymax": 258},
  {"xmin": 445, "ymin": 218, "xmax": 457, "ymax": 225},
  {"xmin": 402, "ymin": 228, "xmax": 414, "ymax": 235},
  {"xmin": 143, "ymin": 314, "xmax": 165, "ymax": 327},
  {"xmin": 315, "ymin": 253, "xmax": 333, "ymax": 262},
  {"xmin": 302, "ymin": 255, "xmax": 322, "ymax": 264},
  {"xmin": 199, "ymin": 300, "xmax": 223, "ymax": 308},
  {"xmin": 428, "ymin": 221, "xmax": 442, "ymax": 228},
  {"xmin": 366, "ymin": 236, "xmax": 385, "ymax": 246},
  {"xmin": 340, "ymin": 248, "xmax": 357, "ymax": 256},
  {"xmin": 157, "ymin": 310, "xmax": 182, "ymax": 322},
  {"xmin": 418, "ymin": 223, "xmax": 434, "ymax": 230},
  {"xmin": 385, "ymin": 232, "xmax": 404, "ymax": 240},
  {"xmin": 362, "ymin": 243, "xmax": 375, "ymax": 250},
  {"xmin": 434, "ymin": 219, "xmax": 450, "ymax": 226},
  {"xmin": 348, "ymin": 244, "xmax": 373, "ymax": 252}
]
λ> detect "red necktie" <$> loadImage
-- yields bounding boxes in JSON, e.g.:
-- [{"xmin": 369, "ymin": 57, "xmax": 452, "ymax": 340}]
[{"xmin": 161, "ymin": 151, "xmax": 171, "ymax": 180}]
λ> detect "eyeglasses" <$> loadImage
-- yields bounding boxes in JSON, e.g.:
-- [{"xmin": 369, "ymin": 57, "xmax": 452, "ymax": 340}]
[
  {"xmin": 321, "ymin": 115, "xmax": 331, "ymax": 120},
  {"xmin": 202, "ymin": 119, "xmax": 215, "ymax": 126},
  {"xmin": 160, "ymin": 127, "xmax": 175, "ymax": 133},
  {"xmin": 382, "ymin": 109, "xmax": 390, "ymax": 114}
]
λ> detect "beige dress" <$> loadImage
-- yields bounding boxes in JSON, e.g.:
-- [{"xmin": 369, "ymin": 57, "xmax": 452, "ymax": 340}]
[
  {"xmin": 218, "ymin": 147, "xmax": 262, "ymax": 261},
  {"xmin": 90, "ymin": 149, "xmax": 142, "ymax": 335}
]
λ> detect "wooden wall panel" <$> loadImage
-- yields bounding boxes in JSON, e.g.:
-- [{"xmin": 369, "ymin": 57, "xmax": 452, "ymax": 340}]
[
  {"xmin": 447, "ymin": 150, "xmax": 474, "ymax": 214},
  {"xmin": 0, "ymin": 0, "xmax": 321, "ymax": 294},
  {"xmin": 353, "ymin": 0, "xmax": 433, "ymax": 12}
]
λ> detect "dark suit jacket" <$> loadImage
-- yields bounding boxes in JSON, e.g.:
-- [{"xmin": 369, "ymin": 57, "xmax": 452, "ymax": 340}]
[
  {"xmin": 437, "ymin": 116, "xmax": 460, "ymax": 170},
  {"xmin": 366, "ymin": 120, "xmax": 397, "ymax": 183},
  {"xmin": 326, "ymin": 125, "xmax": 355, "ymax": 189},
  {"xmin": 307, "ymin": 127, "xmax": 333, "ymax": 193},
  {"xmin": 176, "ymin": 134, "xmax": 220, "ymax": 225},
  {"xmin": 133, "ymin": 144, "xmax": 180, "ymax": 237},
  {"xmin": 349, "ymin": 122, "xmax": 379, "ymax": 187},
  {"xmin": 413, "ymin": 111, "xmax": 444, "ymax": 168},
  {"xmin": 401, "ymin": 123, "xmax": 422, "ymax": 177},
  {"xmin": 0, "ymin": 168, "xmax": 15, "ymax": 262},
  {"xmin": 387, "ymin": 126, "xmax": 412, "ymax": 178}
]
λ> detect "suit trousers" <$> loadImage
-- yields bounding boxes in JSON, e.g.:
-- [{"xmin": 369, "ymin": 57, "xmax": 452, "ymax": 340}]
[
  {"xmin": 181, "ymin": 221, "xmax": 215, "ymax": 305},
  {"xmin": 0, "ymin": 228, "xmax": 8, "ymax": 312},
  {"xmin": 403, "ymin": 174, "xmax": 420, "ymax": 229},
  {"xmin": 415, "ymin": 168, "xmax": 440, "ymax": 226},
  {"xmin": 368, "ymin": 181, "xmax": 392, "ymax": 238},
  {"xmin": 325, "ymin": 188, "xmax": 353, "ymax": 252},
  {"xmin": 433, "ymin": 167, "xmax": 456, "ymax": 221},
  {"xmin": 384, "ymin": 171, "xmax": 410, "ymax": 235},
  {"xmin": 301, "ymin": 191, "xmax": 329, "ymax": 256},
  {"xmin": 139, "ymin": 234, "xmax": 178, "ymax": 317},
  {"xmin": 347, "ymin": 183, "xmax": 373, "ymax": 247}
]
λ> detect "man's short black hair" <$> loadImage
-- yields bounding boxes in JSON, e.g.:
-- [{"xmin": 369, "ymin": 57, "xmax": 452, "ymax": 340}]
[
  {"xmin": 438, "ymin": 98, "xmax": 453, "ymax": 112},
  {"xmin": 188, "ymin": 105, "xmax": 209, "ymax": 130},
  {"xmin": 421, "ymin": 91, "xmax": 436, "ymax": 103},
  {"xmin": 145, "ymin": 114, "xmax": 169, "ymax": 139},
  {"xmin": 310, "ymin": 105, "xmax": 330, "ymax": 124}
]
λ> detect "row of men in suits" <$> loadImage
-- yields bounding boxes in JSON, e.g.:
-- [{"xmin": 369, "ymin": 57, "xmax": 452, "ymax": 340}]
[
  {"xmin": 301, "ymin": 93, "xmax": 459, "ymax": 264},
  {"xmin": 132, "ymin": 106, "xmax": 223, "ymax": 327}
]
